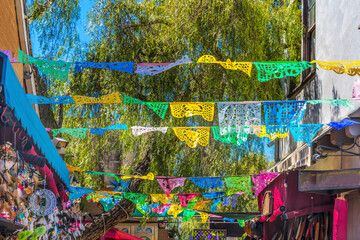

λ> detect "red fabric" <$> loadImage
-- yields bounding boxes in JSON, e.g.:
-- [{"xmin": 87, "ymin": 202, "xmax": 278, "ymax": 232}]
[
  {"xmin": 60, "ymin": 189, "xmax": 69, "ymax": 202},
  {"xmin": 333, "ymin": 197, "xmax": 348, "ymax": 240},
  {"xmin": 36, "ymin": 164, "xmax": 59, "ymax": 196},
  {"xmin": 102, "ymin": 228, "xmax": 142, "ymax": 240}
]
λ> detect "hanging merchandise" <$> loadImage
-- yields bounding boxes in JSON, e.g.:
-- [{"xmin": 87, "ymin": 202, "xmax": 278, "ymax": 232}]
[
  {"xmin": 254, "ymin": 61, "xmax": 312, "ymax": 82},
  {"xmin": 74, "ymin": 61, "xmax": 134, "ymax": 74},
  {"xmin": 307, "ymin": 99, "xmax": 354, "ymax": 109},
  {"xmin": 123, "ymin": 192, "xmax": 148, "ymax": 205},
  {"xmin": 73, "ymin": 93, "xmax": 122, "ymax": 105},
  {"xmin": 173, "ymin": 127, "xmax": 210, "ymax": 148},
  {"xmin": 135, "ymin": 55, "xmax": 192, "ymax": 75},
  {"xmin": 199, "ymin": 211, "xmax": 210, "ymax": 223},
  {"xmin": 0, "ymin": 50, "xmax": 18, "ymax": 62},
  {"xmin": 353, "ymin": 78, "xmax": 360, "ymax": 99},
  {"xmin": 252, "ymin": 125, "xmax": 288, "ymax": 141},
  {"xmin": 192, "ymin": 200, "xmax": 211, "ymax": 211},
  {"xmin": 167, "ymin": 204, "xmax": 183, "ymax": 218},
  {"xmin": 131, "ymin": 126, "xmax": 168, "ymax": 136},
  {"xmin": 224, "ymin": 176, "xmax": 252, "ymax": 195},
  {"xmin": 123, "ymin": 95, "xmax": 169, "ymax": 119},
  {"xmin": 176, "ymin": 193, "xmax": 200, "ymax": 207},
  {"xmin": 289, "ymin": 124, "xmax": 324, "ymax": 146},
  {"xmin": 327, "ymin": 119, "xmax": 359, "ymax": 130},
  {"xmin": 212, "ymin": 126, "xmax": 248, "ymax": 146},
  {"xmin": 26, "ymin": 94, "xmax": 74, "ymax": 104},
  {"xmin": 121, "ymin": 172, "xmax": 154, "ymax": 180},
  {"xmin": 311, "ymin": 60, "xmax": 360, "ymax": 76},
  {"xmin": 264, "ymin": 101, "xmax": 307, "ymax": 134},
  {"xmin": 29, "ymin": 189, "xmax": 57, "ymax": 216},
  {"xmin": 197, "ymin": 55, "xmax": 252, "ymax": 76},
  {"xmin": 169, "ymin": 102, "xmax": 215, "ymax": 121},
  {"xmin": 202, "ymin": 192, "xmax": 225, "ymax": 199},
  {"xmin": 189, "ymin": 177, "xmax": 223, "ymax": 189},
  {"xmin": 182, "ymin": 210, "xmax": 196, "ymax": 222},
  {"xmin": 218, "ymin": 103, "xmax": 261, "ymax": 136},
  {"xmin": 157, "ymin": 177, "xmax": 187, "ymax": 197},
  {"xmin": 252, "ymin": 171, "xmax": 280, "ymax": 197},
  {"xmin": 52, "ymin": 128, "xmax": 89, "ymax": 139},
  {"xmin": 18, "ymin": 49, "xmax": 72, "ymax": 81},
  {"xmin": 150, "ymin": 194, "xmax": 175, "ymax": 204}
]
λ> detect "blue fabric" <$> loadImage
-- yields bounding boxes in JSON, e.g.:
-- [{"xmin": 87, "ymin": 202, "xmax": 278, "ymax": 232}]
[
  {"xmin": 69, "ymin": 186, "xmax": 94, "ymax": 201},
  {"xmin": 74, "ymin": 61, "xmax": 134, "ymax": 74},
  {"xmin": 202, "ymin": 191, "xmax": 225, "ymax": 199},
  {"xmin": 189, "ymin": 177, "xmax": 223, "ymax": 189},
  {"xmin": 26, "ymin": 94, "xmax": 74, "ymax": 104},
  {"xmin": 1, "ymin": 53, "xmax": 70, "ymax": 187},
  {"xmin": 327, "ymin": 119, "xmax": 359, "ymax": 130}
]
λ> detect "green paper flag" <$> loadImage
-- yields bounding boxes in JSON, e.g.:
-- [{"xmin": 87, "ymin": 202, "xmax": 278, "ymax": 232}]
[
  {"xmin": 86, "ymin": 171, "xmax": 120, "ymax": 182},
  {"xmin": 224, "ymin": 176, "xmax": 252, "ymax": 195},
  {"xmin": 182, "ymin": 210, "xmax": 196, "ymax": 222},
  {"xmin": 123, "ymin": 95, "xmax": 168, "ymax": 119},
  {"xmin": 123, "ymin": 192, "xmax": 148, "ymax": 205},
  {"xmin": 237, "ymin": 219, "xmax": 245, "ymax": 227},
  {"xmin": 212, "ymin": 126, "xmax": 248, "ymax": 146}
]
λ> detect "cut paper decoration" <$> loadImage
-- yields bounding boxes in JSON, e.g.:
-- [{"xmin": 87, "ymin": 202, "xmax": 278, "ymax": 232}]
[
  {"xmin": 72, "ymin": 93, "xmax": 121, "ymax": 105},
  {"xmin": 176, "ymin": 193, "xmax": 200, "ymax": 207},
  {"xmin": 289, "ymin": 124, "xmax": 324, "ymax": 146},
  {"xmin": 66, "ymin": 164, "xmax": 84, "ymax": 172},
  {"xmin": 87, "ymin": 191, "xmax": 112, "ymax": 202},
  {"xmin": 173, "ymin": 127, "xmax": 210, "ymax": 148},
  {"xmin": 264, "ymin": 101, "xmax": 306, "ymax": 134},
  {"xmin": 307, "ymin": 99, "xmax": 354, "ymax": 109},
  {"xmin": 189, "ymin": 177, "xmax": 223, "ymax": 189},
  {"xmin": 86, "ymin": 171, "xmax": 120, "ymax": 182},
  {"xmin": 52, "ymin": 128, "xmax": 89, "ymax": 140},
  {"xmin": 26, "ymin": 95, "xmax": 74, "ymax": 104},
  {"xmin": 115, "ymin": 179, "xmax": 131, "ymax": 192},
  {"xmin": 69, "ymin": 187, "xmax": 94, "ymax": 201},
  {"xmin": 156, "ymin": 177, "xmax": 187, "ymax": 197},
  {"xmin": 237, "ymin": 219, "xmax": 245, "ymax": 227},
  {"xmin": 224, "ymin": 218, "xmax": 235, "ymax": 223},
  {"xmin": 74, "ymin": 61, "xmax": 134, "ymax": 74},
  {"xmin": 90, "ymin": 128, "xmax": 106, "ymax": 135},
  {"xmin": 90, "ymin": 124, "xmax": 128, "ymax": 135},
  {"xmin": 252, "ymin": 125, "xmax": 288, "ymax": 141},
  {"xmin": 182, "ymin": 201, "xmax": 197, "ymax": 211},
  {"xmin": 150, "ymin": 194, "xmax": 174, "ymax": 204},
  {"xmin": 210, "ymin": 197, "xmax": 225, "ymax": 212},
  {"xmin": 353, "ymin": 79, "xmax": 360, "ymax": 99},
  {"xmin": 123, "ymin": 193, "xmax": 147, "ymax": 205},
  {"xmin": 131, "ymin": 126, "xmax": 168, "ymax": 136},
  {"xmin": 199, "ymin": 212, "xmax": 210, "ymax": 223},
  {"xmin": 202, "ymin": 192, "xmax": 225, "ymax": 199},
  {"xmin": 252, "ymin": 171, "xmax": 280, "ymax": 197},
  {"xmin": 197, "ymin": 55, "xmax": 252, "ymax": 76},
  {"xmin": 0, "ymin": 50, "xmax": 18, "ymax": 62},
  {"xmin": 121, "ymin": 172, "xmax": 154, "ymax": 180},
  {"xmin": 222, "ymin": 195, "xmax": 239, "ymax": 208},
  {"xmin": 169, "ymin": 102, "xmax": 215, "ymax": 122},
  {"xmin": 135, "ymin": 55, "xmax": 192, "ymax": 76},
  {"xmin": 18, "ymin": 49, "xmax": 71, "ymax": 81},
  {"xmin": 192, "ymin": 200, "xmax": 211, "ymax": 211},
  {"xmin": 218, "ymin": 103, "xmax": 261, "ymax": 136},
  {"xmin": 123, "ymin": 96, "xmax": 169, "ymax": 119},
  {"xmin": 254, "ymin": 61, "xmax": 312, "ymax": 82},
  {"xmin": 167, "ymin": 204, "xmax": 183, "ymax": 218},
  {"xmin": 182, "ymin": 210, "xmax": 196, "ymax": 222},
  {"xmin": 224, "ymin": 176, "xmax": 252, "ymax": 195},
  {"xmin": 327, "ymin": 119, "xmax": 359, "ymax": 130},
  {"xmin": 100, "ymin": 198, "xmax": 116, "ymax": 212},
  {"xmin": 311, "ymin": 60, "xmax": 360, "ymax": 76},
  {"xmin": 152, "ymin": 204, "xmax": 171, "ymax": 214},
  {"xmin": 212, "ymin": 126, "xmax": 248, "ymax": 146}
]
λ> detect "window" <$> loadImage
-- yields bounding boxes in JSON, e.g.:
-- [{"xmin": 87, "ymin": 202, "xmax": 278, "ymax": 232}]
[{"xmin": 302, "ymin": 0, "xmax": 316, "ymax": 80}]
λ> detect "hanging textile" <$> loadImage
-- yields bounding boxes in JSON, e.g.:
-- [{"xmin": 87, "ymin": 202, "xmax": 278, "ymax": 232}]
[
  {"xmin": 131, "ymin": 126, "xmax": 168, "ymax": 136},
  {"xmin": 74, "ymin": 61, "xmax": 134, "ymax": 74},
  {"xmin": 156, "ymin": 177, "xmax": 187, "ymax": 197},
  {"xmin": 224, "ymin": 176, "xmax": 252, "ymax": 195},
  {"xmin": 189, "ymin": 177, "xmax": 223, "ymax": 189},
  {"xmin": 173, "ymin": 127, "xmax": 210, "ymax": 148},
  {"xmin": 218, "ymin": 103, "xmax": 261, "ymax": 136},
  {"xmin": 307, "ymin": 99, "xmax": 354, "ymax": 109},
  {"xmin": 121, "ymin": 172, "xmax": 154, "ymax": 180},
  {"xmin": 123, "ymin": 96, "xmax": 169, "ymax": 119},
  {"xmin": 311, "ymin": 60, "xmax": 360, "ymax": 76},
  {"xmin": 18, "ymin": 49, "xmax": 72, "ymax": 81},
  {"xmin": 72, "ymin": 93, "xmax": 121, "ymax": 105},
  {"xmin": 169, "ymin": 102, "xmax": 215, "ymax": 121},
  {"xmin": 289, "ymin": 124, "xmax": 324, "ymax": 146},
  {"xmin": 192, "ymin": 200, "xmax": 211, "ymax": 211},
  {"xmin": 182, "ymin": 210, "xmax": 196, "ymax": 222},
  {"xmin": 202, "ymin": 192, "xmax": 225, "ymax": 199},
  {"xmin": 327, "ymin": 119, "xmax": 359, "ymax": 130},
  {"xmin": 152, "ymin": 204, "xmax": 171, "ymax": 214},
  {"xmin": 210, "ymin": 197, "xmax": 226, "ymax": 212},
  {"xmin": 199, "ymin": 212, "xmax": 210, "ymax": 223},
  {"xmin": 353, "ymin": 79, "xmax": 360, "ymax": 99},
  {"xmin": 264, "ymin": 101, "xmax": 307, "ymax": 134},
  {"xmin": 222, "ymin": 195, "xmax": 239, "ymax": 208},
  {"xmin": 197, "ymin": 55, "xmax": 252, "ymax": 76},
  {"xmin": 252, "ymin": 171, "xmax": 280, "ymax": 197},
  {"xmin": 176, "ymin": 193, "xmax": 200, "ymax": 207},
  {"xmin": 167, "ymin": 204, "xmax": 183, "ymax": 218},
  {"xmin": 254, "ymin": 61, "xmax": 312, "ymax": 82},
  {"xmin": 123, "ymin": 193, "xmax": 147, "ymax": 205},
  {"xmin": 26, "ymin": 95, "xmax": 74, "ymax": 104},
  {"xmin": 69, "ymin": 187, "xmax": 94, "ymax": 201},
  {"xmin": 0, "ymin": 50, "xmax": 18, "ymax": 63},
  {"xmin": 212, "ymin": 126, "xmax": 248, "ymax": 146},
  {"xmin": 135, "ymin": 55, "xmax": 192, "ymax": 75},
  {"xmin": 52, "ymin": 128, "xmax": 89, "ymax": 140},
  {"xmin": 150, "ymin": 194, "xmax": 174, "ymax": 204},
  {"xmin": 252, "ymin": 125, "xmax": 288, "ymax": 141}
]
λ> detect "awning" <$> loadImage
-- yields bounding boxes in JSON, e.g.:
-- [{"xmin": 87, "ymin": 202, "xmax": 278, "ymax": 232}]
[
  {"xmin": 0, "ymin": 52, "xmax": 69, "ymax": 187},
  {"xmin": 100, "ymin": 228, "xmax": 142, "ymax": 240}
]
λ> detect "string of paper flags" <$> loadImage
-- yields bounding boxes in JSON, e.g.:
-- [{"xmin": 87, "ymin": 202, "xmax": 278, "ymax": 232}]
[{"xmin": 4, "ymin": 49, "xmax": 360, "ymax": 83}]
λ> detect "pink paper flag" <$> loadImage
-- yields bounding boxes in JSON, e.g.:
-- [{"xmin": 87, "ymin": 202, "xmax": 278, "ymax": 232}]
[
  {"xmin": 156, "ymin": 177, "xmax": 187, "ymax": 197},
  {"xmin": 152, "ymin": 204, "xmax": 171, "ymax": 214},
  {"xmin": 353, "ymin": 79, "xmax": 360, "ymax": 100},
  {"xmin": 252, "ymin": 171, "xmax": 280, "ymax": 197},
  {"xmin": 177, "ymin": 193, "xmax": 200, "ymax": 207}
]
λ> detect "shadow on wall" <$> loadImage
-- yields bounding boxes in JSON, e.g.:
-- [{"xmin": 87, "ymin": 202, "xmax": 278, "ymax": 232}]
[
  {"xmin": 302, "ymin": 74, "xmax": 322, "ymax": 125},
  {"xmin": 331, "ymin": 85, "xmax": 341, "ymax": 121}
]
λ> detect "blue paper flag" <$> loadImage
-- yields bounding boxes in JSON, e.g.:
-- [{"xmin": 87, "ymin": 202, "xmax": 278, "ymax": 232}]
[
  {"xmin": 202, "ymin": 191, "xmax": 225, "ymax": 199},
  {"xmin": 69, "ymin": 186, "xmax": 94, "ymax": 201},
  {"xmin": 27, "ymin": 94, "xmax": 74, "ymax": 104},
  {"xmin": 189, "ymin": 177, "xmax": 223, "ymax": 189},
  {"xmin": 289, "ymin": 124, "xmax": 324, "ymax": 146},
  {"xmin": 327, "ymin": 119, "xmax": 359, "ymax": 130},
  {"xmin": 75, "ymin": 61, "xmax": 135, "ymax": 74}
]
